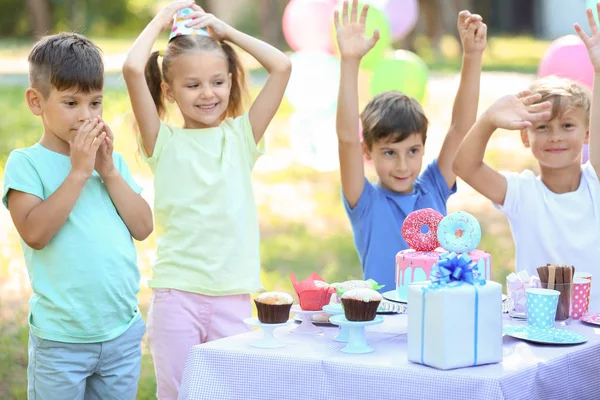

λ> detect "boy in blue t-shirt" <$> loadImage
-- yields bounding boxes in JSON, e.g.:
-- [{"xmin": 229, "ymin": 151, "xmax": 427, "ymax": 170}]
[
  {"xmin": 2, "ymin": 32, "xmax": 153, "ymax": 399},
  {"xmin": 333, "ymin": 1, "xmax": 487, "ymax": 289}
]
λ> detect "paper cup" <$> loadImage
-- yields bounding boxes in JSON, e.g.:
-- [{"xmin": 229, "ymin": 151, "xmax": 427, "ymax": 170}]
[
  {"xmin": 571, "ymin": 278, "xmax": 591, "ymax": 320},
  {"xmin": 526, "ymin": 288, "xmax": 560, "ymax": 329}
]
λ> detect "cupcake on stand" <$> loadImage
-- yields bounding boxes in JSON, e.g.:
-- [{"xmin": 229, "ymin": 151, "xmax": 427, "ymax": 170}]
[
  {"xmin": 290, "ymin": 273, "xmax": 335, "ymax": 334},
  {"xmin": 245, "ymin": 292, "xmax": 293, "ymax": 348}
]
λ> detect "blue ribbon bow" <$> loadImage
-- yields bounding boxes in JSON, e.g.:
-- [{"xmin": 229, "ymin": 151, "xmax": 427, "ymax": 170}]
[{"xmin": 429, "ymin": 252, "xmax": 486, "ymax": 288}]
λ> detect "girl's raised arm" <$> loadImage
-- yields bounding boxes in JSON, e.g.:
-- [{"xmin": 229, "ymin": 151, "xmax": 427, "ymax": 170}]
[
  {"xmin": 183, "ymin": 6, "xmax": 292, "ymax": 144},
  {"xmin": 122, "ymin": 1, "xmax": 193, "ymax": 157}
]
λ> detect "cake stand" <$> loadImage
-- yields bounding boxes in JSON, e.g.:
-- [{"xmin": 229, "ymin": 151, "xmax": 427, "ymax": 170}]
[
  {"xmin": 322, "ymin": 304, "xmax": 349, "ymax": 342},
  {"xmin": 328, "ymin": 315, "xmax": 385, "ymax": 354},
  {"xmin": 291, "ymin": 304, "xmax": 324, "ymax": 334},
  {"xmin": 243, "ymin": 317, "xmax": 292, "ymax": 348}
]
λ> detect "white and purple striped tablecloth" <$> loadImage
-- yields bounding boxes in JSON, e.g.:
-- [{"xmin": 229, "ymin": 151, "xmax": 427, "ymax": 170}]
[{"xmin": 179, "ymin": 315, "xmax": 600, "ymax": 400}]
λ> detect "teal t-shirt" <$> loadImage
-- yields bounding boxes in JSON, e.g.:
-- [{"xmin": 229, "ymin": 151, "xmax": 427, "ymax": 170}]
[{"xmin": 2, "ymin": 143, "xmax": 142, "ymax": 343}]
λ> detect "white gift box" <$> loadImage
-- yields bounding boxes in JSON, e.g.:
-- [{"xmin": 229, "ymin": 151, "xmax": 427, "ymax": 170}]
[{"xmin": 408, "ymin": 280, "xmax": 503, "ymax": 370}]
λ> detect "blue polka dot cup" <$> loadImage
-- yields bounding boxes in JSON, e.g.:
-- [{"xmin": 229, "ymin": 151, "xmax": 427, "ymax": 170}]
[{"xmin": 526, "ymin": 288, "xmax": 560, "ymax": 329}]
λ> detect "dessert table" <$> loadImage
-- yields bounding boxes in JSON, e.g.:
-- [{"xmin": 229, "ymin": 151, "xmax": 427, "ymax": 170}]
[{"xmin": 178, "ymin": 314, "xmax": 600, "ymax": 400}]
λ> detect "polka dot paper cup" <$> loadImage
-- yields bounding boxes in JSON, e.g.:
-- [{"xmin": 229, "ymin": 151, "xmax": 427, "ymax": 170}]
[
  {"xmin": 571, "ymin": 278, "xmax": 591, "ymax": 320},
  {"xmin": 526, "ymin": 288, "xmax": 560, "ymax": 329}
]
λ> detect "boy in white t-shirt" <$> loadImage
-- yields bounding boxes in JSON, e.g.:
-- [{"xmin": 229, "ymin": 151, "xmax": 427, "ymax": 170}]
[{"xmin": 453, "ymin": 7, "xmax": 600, "ymax": 309}]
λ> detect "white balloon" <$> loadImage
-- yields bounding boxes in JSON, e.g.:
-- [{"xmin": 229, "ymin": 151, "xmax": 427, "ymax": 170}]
[
  {"xmin": 285, "ymin": 51, "xmax": 340, "ymax": 112},
  {"xmin": 289, "ymin": 111, "xmax": 339, "ymax": 172}
]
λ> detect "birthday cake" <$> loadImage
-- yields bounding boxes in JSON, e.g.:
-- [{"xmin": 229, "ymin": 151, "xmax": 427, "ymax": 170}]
[{"xmin": 396, "ymin": 209, "xmax": 492, "ymax": 302}]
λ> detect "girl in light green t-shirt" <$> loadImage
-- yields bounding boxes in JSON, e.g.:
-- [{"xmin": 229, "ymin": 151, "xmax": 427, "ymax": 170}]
[{"xmin": 122, "ymin": 1, "xmax": 291, "ymax": 397}]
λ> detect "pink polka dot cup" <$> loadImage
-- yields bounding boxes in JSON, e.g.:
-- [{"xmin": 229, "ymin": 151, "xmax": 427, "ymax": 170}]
[{"xmin": 571, "ymin": 277, "xmax": 591, "ymax": 320}]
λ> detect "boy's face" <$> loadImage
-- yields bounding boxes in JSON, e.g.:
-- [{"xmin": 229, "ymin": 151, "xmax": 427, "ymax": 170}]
[
  {"xmin": 521, "ymin": 108, "xmax": 589, "ymax": 169},
  {"xmin": 27, "ymin": 86, "xmax": 104, "ymax": 143},
  {"xmin": 364, "ymin": 132, "xmax": 424, "ymax": 194}
]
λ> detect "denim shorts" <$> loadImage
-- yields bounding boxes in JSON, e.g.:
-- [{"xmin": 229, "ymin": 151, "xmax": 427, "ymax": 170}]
[{"xmin": 27, "ymin": 317, "xmax": 146, "ymax": 400}]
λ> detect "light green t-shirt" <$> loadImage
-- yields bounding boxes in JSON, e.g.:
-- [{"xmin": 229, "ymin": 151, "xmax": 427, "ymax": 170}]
[
  {"xmin": 142, "ymin": 114, "xmax": 264, "ymax": 295},
  {"xmin": 2, "ymin": 144, "xmax": 142, "ymax": 343}
]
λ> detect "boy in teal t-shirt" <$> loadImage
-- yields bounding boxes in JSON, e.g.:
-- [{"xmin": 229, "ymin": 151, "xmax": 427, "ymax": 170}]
[{"xmin": 2, "ymin": 33, "xmax": 153, "ymax": 399}]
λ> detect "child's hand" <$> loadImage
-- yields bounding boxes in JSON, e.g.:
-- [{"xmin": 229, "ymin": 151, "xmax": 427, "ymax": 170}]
[
  {"xmin": 94, "ymin": 118, "xmax": 116, "ymax": 180},
  {"xmin": 181, "ymin": 4, "xmax": 232, "ymax": 40},
  {"xmin": 154, "ymin": 0, "xmax": 195, "ymax": 31},
  {"xmin": 458, "ymin": 10, "xmax": 487, "ymax": 55},
  {"xmin": 483, "ymin": 90, "xmax": 552, "ymax": 131},
  {"xmin": 334, "ymin": 0, "xmax": 380, "ymax": 60},
  {"xmin": 575, "ymin": 4, "xmax": 600, "ymax": 73},
  {"xmin": 69, "ymin": 119, "xmax": 106, "ymax": 180}
]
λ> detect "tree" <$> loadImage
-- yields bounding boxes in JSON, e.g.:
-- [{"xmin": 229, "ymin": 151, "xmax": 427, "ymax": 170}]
[{"xmin": 27, "ymin": 0, "xmax": 52, "ymax": 38}]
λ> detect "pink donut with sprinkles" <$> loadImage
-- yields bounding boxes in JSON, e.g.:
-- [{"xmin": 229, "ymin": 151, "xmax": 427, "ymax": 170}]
[{"xmin": 402, "ymin": 208, "xmax": 444, "ymax": 252}]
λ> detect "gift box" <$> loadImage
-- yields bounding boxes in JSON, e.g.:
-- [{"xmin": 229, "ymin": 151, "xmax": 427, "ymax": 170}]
[{"xmin": 407, "ymin": 252, "xmax": 503, "ymax": 370}]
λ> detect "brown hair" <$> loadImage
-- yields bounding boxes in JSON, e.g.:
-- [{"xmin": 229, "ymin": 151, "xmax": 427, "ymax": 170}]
[
  {"xmin": 145, "ymin": 35, "xmax": 248, "ymax": 120},
  {"xmin": 360, "ymin": 91, "xmax": 428, "ymax": 150},
  {"xmin": 529, "ymin": 76, "xmax": 591, "ymax": 126},
  {"xmin": 28, "ymin": 32, "xmax": 104, "ymax": 98}
]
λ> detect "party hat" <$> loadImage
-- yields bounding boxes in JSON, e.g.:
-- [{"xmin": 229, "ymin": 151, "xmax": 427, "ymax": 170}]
[{"xmin": 169, "ymin": 8, "xmax": 211, "ymax": 41}]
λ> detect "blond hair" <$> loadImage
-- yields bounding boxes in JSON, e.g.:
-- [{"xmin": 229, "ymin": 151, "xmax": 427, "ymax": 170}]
[{"xmin": 529, "ymin": 76, "xmax": 591, "ymax": 125}]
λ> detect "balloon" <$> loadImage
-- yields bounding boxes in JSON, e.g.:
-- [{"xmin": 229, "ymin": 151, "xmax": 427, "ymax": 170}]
[
  {"xmin": 289, "ymin": 111, "xmax": 339, "ymax": 172},
  {"xmin": 285, "ymin": 51, "xmax": 340, "ymax": 112},
  {"xmin": 583, "ymin": 144, "xmax": 589, "ymax": 164},
  {"xmin": 385, "ymin": 0, "xmax": 419, "ymax": 40},
  {"xmin": 332, "ymin": 2, "xmax": 392, "ymax": 70},
  {"xmin": 538, "ymin": 35, "xmax": 594, "ymax": 88},
  {"xmin": 369, "ymin": 50, "xmax": 428, "ymax": 102},
  {"xmin": 283, "ymin": 0, "xmax": 337, "ymax": 53}
]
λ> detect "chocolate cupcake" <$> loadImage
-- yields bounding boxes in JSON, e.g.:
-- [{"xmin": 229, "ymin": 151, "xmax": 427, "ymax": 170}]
[
  {"xmin": 341, "ymin": 288, "xmax": 383, "ymax": 321},
  {"xmin": 254, "ymin": 292, "xmax": 293, "ymax": 324}
]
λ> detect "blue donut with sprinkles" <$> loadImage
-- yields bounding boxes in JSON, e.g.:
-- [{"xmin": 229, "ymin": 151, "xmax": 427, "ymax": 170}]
[{"xmin": 437, "ymin": 211, "xmax": 481, "ymax": 253}]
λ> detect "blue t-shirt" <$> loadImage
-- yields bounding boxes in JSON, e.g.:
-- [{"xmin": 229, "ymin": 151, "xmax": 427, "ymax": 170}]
[
  {"xmin": 343, "ymin": 159, "xmax": 456, "ymax": 291},
  {"xmin": 2, "ymin": 143, "xmax": 142, "ymax": 343}
]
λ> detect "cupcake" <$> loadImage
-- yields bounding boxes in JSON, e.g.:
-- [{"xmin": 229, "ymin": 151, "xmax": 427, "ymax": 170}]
[
  {"xmin": 341, "ymin": 288, "xmax": 383, "ymax": 321},
  {"xmin": 254, "ymin": 292, "xmax": 293, "ymax": 324},
  {"xmin": 336, "ymin": 279, "xmax": 384, "ymax": 298},
  {"xmin": 290, "ymin": 273, "xmax": 334, "ymax": 311}
]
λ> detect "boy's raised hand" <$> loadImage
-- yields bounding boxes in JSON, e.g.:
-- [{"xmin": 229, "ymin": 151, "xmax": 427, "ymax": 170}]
[
  {"xmin": 94, "ymin": 118, "xmax": 116, "ymax": 179},
  {"xmin": 484, "ymin": 90, "xmax": 552, "ymax": 131},
  {"xmin": 69, "ymin": 119, "xmax": 106, "ymax": 180},
  {"xmin": 575, "ymin": 4, "xmax": 600, "ymax": 72},
  {"xmin": 334, "ymin": 0, "xmax": 380, "ymax": 60},
  {"xmin": 458, "ymin": 10, "xmax": 487, "ymax": 55}
]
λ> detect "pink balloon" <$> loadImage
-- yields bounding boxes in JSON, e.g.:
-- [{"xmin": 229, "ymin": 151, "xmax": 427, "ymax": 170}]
[
  {"xmin": 283, "ymin": 0, "xmax": 337, "ymax": 53},
  {"xmin": 385, "ymin": 0, "xmax": 419, "ymax": 40},
  {"xmin": 538, "ymin": 35, "xmax": 594, "ymax": 88}
]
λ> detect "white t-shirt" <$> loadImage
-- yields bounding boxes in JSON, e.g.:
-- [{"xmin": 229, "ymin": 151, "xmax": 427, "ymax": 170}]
[{"xmin": 496, "ymin": 162, "xmax": 600, "ymax": 310}]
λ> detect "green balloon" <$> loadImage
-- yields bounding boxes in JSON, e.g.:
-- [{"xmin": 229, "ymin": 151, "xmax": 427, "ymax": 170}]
[
  {"xmin": 369, "ymin": 50, "xmax": 428, "ymax": 102},
  {"xmin": 361, "ymin": 4, "xmax": 392, "ymax": 70}
]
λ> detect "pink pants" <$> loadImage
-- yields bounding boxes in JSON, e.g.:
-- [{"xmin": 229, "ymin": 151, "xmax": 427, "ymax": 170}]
[{"xmin": 147, "ymin": 289, "xmax": 251, "ymax": 400}]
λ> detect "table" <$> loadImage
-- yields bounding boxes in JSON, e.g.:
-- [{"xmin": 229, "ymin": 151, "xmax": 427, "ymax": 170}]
[{"xmin": 178, "ymin": 314, "xmax": 600, "ymax": 400}]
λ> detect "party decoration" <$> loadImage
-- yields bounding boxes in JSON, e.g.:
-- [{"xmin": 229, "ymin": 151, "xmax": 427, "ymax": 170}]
[
  {"xmin": 385, "ymin": 0, "xmax": 419, "ymax": 40},
  {"xmin": 283, "ymin": 0, "xmax": 337, "ymax": 53},
  {"xmin": 285, "ymin": 51, "xmax": 340, "ymax": 112},
  {"xmin": 369, "ymin": 50, "xmax": 428, "ymax": 102},
  {"xmin": 289, "ymin": 110, "xmax": 339, "ymax": 172},
  {"xmin": 538, "ymin": 35, "xmax": 594, "ymax": 88}
]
